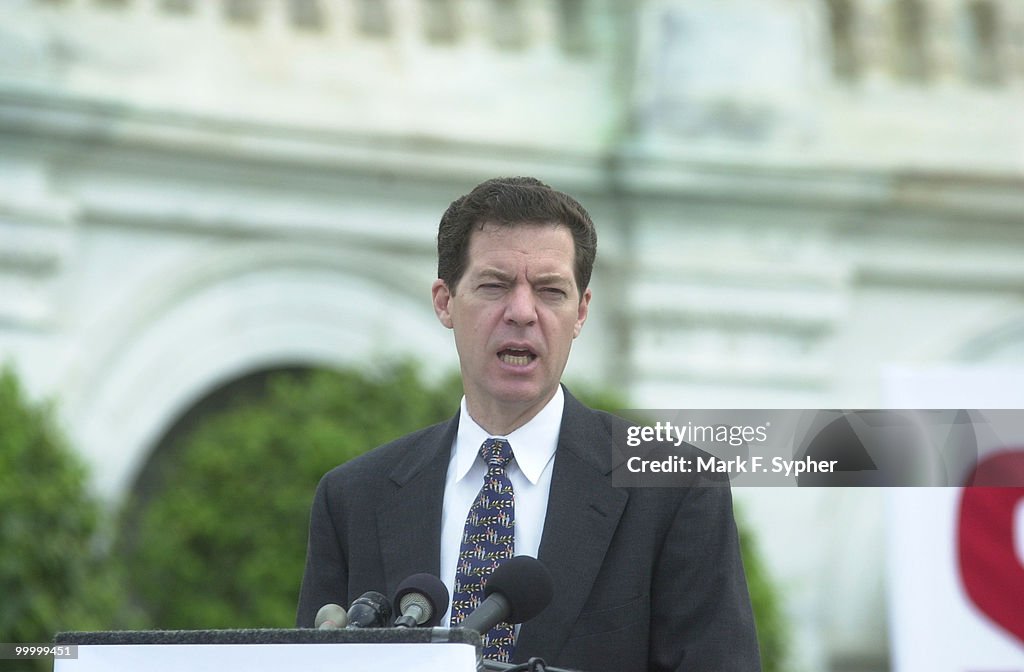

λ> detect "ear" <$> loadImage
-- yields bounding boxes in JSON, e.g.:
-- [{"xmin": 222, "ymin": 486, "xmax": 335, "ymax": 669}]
[
  {"xmin": 432, "ymin": 279, "xmax": 454, "ymax": 329},
  {"xmin": 573, "ymin": 287, "xmax": 591, "ymax": 338}
]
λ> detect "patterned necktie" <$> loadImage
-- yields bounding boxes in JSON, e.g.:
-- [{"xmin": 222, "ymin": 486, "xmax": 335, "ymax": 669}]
[{"xmin": 450, "ymin": 438, "xmax": 516, "ymax": 662}]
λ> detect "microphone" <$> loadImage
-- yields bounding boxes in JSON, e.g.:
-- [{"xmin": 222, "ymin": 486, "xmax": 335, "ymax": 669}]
[
  {"xmin": 345, "ymin": 591, "xmax": 392, "ymax": 628},
  {"xmin": 314, "ymin": 603, "xmax": 349, "ymax": 630},
  {"xmin": 393, "ymin": 573, "xmax": 450, "ymax": 628},
  {"xmin": 458, "ymin": 555, "xmax": 553, "ymax": 635}
]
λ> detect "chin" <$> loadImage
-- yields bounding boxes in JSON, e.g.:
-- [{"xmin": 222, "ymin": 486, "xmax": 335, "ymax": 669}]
[{"xmin": 491, "ymin": 383, "xmax": 552, "ymax": 407}]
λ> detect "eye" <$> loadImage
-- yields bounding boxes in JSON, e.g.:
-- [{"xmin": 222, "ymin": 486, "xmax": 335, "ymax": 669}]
[
  {"xmin": 478, "ymin": 282, "xmax": 506, "ymax": 294},
  {"xmin": 541, "ymin": 287, "xmax": 567, "ymax": 298}
]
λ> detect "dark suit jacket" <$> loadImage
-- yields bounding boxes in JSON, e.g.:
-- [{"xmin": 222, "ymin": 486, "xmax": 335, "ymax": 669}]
[{"xmin": 297, "ymin": 389, "xmax": 761, "ymax": 672}]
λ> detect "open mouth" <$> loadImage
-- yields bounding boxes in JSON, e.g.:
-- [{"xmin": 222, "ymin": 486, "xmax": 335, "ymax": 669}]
[{"xmin": 498, "ymin": 348, "xmax": 537, "ymax": 367}]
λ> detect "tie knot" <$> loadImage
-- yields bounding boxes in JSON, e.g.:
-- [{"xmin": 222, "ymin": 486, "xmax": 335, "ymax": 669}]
[{"xmin": 480, "ymin": 438, "xmax": 513, "ymax": 470}]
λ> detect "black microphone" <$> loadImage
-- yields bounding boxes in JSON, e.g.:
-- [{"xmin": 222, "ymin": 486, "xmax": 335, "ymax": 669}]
[
  {"xmin": 393, "ymin": 573, "xmax": 450, "ymax": 628},
  {"xmin": 346, "ymin": 591, "xmax": 392, "ymax": 628},
  {"xmin": 314, "ymin": 603, "xmax": 349, "ymax": 629},
  {"xmin": 459, "ymin": 556, "xmax": 553, "ymax": 635}
]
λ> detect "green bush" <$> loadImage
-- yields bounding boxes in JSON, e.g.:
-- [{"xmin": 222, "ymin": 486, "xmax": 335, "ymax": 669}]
[
  {"xmin": 737, "ymin": 512, "xmax": 788, "ymax": 671},
  {"xmin": 121, "ymin": 364, "xmax": 786, "ymax": 668},
  {"xmin": 0, "ymin": 367, "xmax": 139, "ymax": 672},
  {"xmin": 120, "ymin": 363, "xmax": 464, "ymax": 629}
]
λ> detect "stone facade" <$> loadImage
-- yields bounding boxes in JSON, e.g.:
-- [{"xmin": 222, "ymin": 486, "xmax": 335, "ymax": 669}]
[{"xmin": 2, "ymin": 1, "xmax": 1023, "ymax": 670}]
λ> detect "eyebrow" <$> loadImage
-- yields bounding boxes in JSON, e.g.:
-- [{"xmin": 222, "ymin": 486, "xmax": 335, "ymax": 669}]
[
  {"xmin": 475, "ymin": 268, "xmax": 515, "ymax": 282},
  {"xmin": 474, "ymin": 268, "xmax": 571, "ymax": 286},
  {"xmin": 530, "ymin": 273, "xmax": 572, "ymax": 286}
]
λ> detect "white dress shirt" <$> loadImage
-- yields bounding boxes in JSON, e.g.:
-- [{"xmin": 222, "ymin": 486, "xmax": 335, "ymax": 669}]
[{"xmin": 439, "ymin": 386, "xmax": 563, "ymax": 626}]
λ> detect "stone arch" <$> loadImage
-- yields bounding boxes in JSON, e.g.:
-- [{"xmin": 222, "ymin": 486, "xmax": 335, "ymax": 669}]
[
  {"xmin": 119, "ymin": 364, "xmax": 309, "ymax": 529},
  {"xmin": 62, "ymin": 240, "xmax": 456, "ymax": 501}
]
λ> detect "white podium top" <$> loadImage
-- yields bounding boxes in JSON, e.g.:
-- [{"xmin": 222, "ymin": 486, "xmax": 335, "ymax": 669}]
[{"xmin": 54, "ymin": 641, "xmax": 477, "ymax": 671}]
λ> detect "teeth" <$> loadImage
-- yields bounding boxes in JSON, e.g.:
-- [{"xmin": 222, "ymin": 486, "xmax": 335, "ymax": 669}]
[{"xmin": 500, "ymin": 352, "xmax": 531, "ymax": 366}]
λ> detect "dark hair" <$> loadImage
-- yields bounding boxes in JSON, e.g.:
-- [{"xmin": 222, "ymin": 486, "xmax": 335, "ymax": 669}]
[{"xmin": 437, "ymin": 177, "xmax": 597, "ymax": 296}]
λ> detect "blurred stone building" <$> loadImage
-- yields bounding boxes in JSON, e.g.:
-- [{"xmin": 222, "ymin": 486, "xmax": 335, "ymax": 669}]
[{"xmin": 1, "ymin": 1, "xmax": 1022, "ymax": 670}]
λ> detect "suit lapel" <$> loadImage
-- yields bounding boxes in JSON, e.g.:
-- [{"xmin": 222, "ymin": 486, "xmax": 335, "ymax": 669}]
[
  {"xmin": 515, "ymin": 390, "xmax": 629, "ymax": 662},
  {"xmin": 375, "ymin": 416, "xmax": 458, "ymax": 599}
]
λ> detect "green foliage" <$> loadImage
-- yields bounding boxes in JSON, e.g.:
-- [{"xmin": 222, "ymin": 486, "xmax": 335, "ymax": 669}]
[
  {"xmin": 121, "ymin": 364, "xmax": 787, "ymax": 670},
  {"xmin": 121, "ymin": 363, "xmax": 464, "ymax": 629},
  {"xmin": 736, "ymin": 512, "xmax": 788, "ymax": 672},
  {"xmin": 0, "ymin": 367, "xmax": 139, "ymax": 672}
]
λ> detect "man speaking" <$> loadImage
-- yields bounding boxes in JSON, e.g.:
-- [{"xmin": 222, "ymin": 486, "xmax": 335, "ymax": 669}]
[{"xmin": 296, "ymin": 177, "xmax": 761, "ymax": 671}]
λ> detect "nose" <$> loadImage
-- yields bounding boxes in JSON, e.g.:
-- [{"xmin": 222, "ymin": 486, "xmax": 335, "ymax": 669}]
[{"xmin": 504, "ymin": 283, "xmax": 537, "ymax": 326}]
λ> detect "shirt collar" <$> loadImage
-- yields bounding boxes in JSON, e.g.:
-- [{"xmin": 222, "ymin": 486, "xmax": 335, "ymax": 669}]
[{"xmin": 453, "ymin": 386, "xmax": 564, "ymax": 486}]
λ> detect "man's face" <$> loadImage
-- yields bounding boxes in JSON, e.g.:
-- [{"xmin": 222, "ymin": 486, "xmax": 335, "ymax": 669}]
[{"xmin": 432, "ymin": 222, "xmax": 591, "ymax": 432}]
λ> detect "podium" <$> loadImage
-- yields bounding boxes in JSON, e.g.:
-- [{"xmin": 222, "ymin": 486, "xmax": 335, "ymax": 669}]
[{"xmin": 54, "ymin": 628, "xmax": 481, "ymax": 671}]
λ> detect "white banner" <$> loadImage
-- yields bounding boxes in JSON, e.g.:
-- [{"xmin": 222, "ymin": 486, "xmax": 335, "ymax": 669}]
[{"xmin": 884, "ymin": 366, "xmax": 1024, "ymax": 671}]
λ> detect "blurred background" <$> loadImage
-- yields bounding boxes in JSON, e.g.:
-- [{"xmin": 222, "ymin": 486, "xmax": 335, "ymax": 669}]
[{"xmin": 1, "ymin": 0, "xmax": 1023, "ymax": 670}]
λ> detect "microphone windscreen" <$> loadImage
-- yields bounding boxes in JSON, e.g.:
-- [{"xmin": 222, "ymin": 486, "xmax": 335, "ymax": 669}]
[
  {"xmin": 393, "ymin": 573, "xmax": 450, "ymax": 627},
  {"xmin": 314, "ymin": 603, "xmax": 348, "ymax": 629},
  {"xmin": 484, "ymin": 555, "xmax": 553, "ymax": 624}
]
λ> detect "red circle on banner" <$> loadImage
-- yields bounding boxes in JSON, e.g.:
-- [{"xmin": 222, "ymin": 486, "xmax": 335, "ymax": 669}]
[{"xmin": 957, "ymin": 450, "xmax": 1024, "ymax": 648}]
